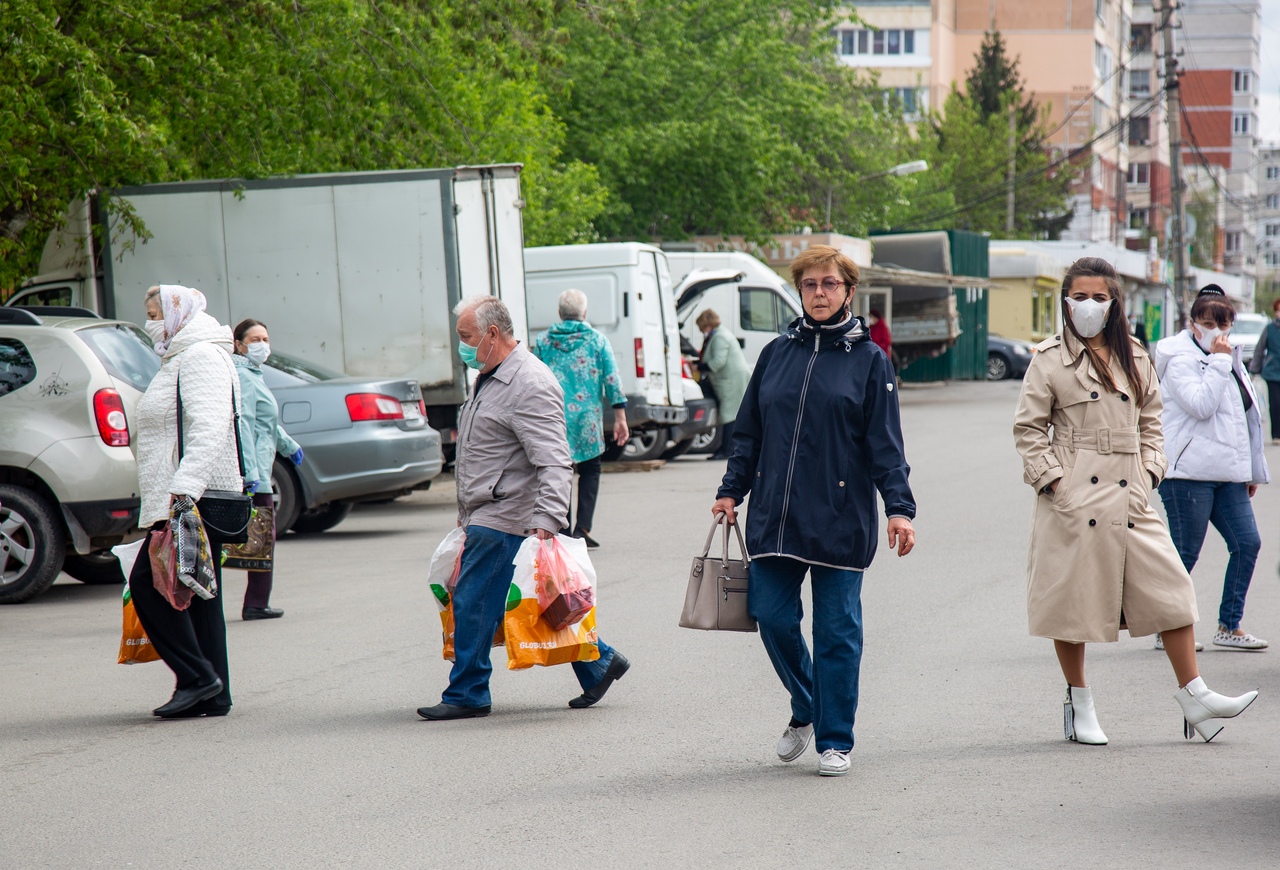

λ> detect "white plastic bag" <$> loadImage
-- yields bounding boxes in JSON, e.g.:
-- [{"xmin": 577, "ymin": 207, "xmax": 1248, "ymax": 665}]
[
  {"xmin": 427, "ymin": 527, "xmax": 467, "ymax": 592},
  {"xmin": 111, "ymin": 538, "xmax": 147, "ymax": 578}
]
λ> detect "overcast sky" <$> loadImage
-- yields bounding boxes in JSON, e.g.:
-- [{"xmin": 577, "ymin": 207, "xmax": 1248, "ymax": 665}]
[{"xmin": 1259, "ymin": 0, "xmax": 1279, "ymax": 142}]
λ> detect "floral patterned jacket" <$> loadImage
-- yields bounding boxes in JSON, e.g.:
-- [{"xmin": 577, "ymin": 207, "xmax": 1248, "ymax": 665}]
[{"xmin": 532, "ymin": 320, "xmax": 627, "ymax": 463}]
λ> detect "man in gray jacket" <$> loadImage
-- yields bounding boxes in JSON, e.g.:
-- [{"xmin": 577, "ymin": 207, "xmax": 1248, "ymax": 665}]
[{"xmin": 418, "ymin": 296, "xmax": 631, "ymax": 720}]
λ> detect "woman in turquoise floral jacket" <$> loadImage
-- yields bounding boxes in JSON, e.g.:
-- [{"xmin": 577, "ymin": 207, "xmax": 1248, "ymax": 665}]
[{"xmin": 532, "ymin": 289, "xmax": 629, "ymax": 548}]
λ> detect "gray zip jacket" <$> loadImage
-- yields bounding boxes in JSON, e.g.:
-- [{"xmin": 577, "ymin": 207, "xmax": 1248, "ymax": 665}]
[{"xmin": 454, "ymin": 344, "xmax": 572, "ymax": 536}]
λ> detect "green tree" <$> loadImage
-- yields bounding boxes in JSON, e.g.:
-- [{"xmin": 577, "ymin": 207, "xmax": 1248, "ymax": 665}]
[
  {"xmin": 547, "ymin": 0, "xmax": 927, "ymax": 241},
  {"xmin": 900, "ymin": 29, "xmax": 1072, "ymax": 237},
  {"xmin": 0, "ymin": 1, "xmax": 608, "ymax": 289}
]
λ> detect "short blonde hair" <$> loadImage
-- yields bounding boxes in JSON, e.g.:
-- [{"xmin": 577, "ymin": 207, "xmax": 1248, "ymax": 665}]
[
  {"xmin": 789, "ymin": 245, "xmax": 860, "ymax": 289},
  {"xmin": 696, "ymin": 309, "xmax": 721, "ymax": 330}
]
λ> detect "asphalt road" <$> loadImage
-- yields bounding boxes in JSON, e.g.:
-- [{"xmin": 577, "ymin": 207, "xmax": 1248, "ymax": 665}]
[{"xmin": 3, "ymin": 380, "xmax": 1279, "ymax": 869}]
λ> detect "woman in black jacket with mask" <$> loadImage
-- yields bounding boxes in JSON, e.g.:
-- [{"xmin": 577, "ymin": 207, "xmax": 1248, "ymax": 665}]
[{"xmin": 711, "ymin": 244, "xmax": 917, "ymax": 777}]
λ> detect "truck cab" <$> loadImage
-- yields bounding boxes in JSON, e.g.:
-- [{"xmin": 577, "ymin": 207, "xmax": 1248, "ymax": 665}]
[{"xmin": 524, "ymin": 243, "xmax": 687, "ymax": 441}]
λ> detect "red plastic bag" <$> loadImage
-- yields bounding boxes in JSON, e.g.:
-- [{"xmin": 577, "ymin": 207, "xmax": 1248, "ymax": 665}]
[
  {"xmin": 533, "ymin": 538, "xmax": 596, "ymax": 631},
  {"xmin": 149, "ymin": 525, "xmax": 194, "ymax": 611}
]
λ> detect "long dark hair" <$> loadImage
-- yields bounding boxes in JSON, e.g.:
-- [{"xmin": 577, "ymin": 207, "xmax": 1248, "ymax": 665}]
[{"xmin": 1061, "ymin": 258, "xmax": 1143, "ymax": 396}]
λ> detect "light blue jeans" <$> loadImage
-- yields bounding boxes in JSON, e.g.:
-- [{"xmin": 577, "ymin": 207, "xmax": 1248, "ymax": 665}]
[{"xmin": 443, "ymin": 525, "xmax": 614, "ymax": 708}]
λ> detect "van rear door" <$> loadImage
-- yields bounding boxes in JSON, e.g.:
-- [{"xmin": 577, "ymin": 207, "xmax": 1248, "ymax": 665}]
[{"xmin": 652, "ymin": 251, "xmax": 684, "ymax": 408}]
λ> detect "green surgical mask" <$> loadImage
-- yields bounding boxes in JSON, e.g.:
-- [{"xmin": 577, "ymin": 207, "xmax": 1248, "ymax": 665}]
[{"xmin": 458, "ymin": 339, "xmax": 481, "ymax": 370}]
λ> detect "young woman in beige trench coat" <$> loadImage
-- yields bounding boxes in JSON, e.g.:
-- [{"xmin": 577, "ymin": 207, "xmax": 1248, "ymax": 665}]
[{"xmin": 1014, "ymin": 257, "xmax": 1258, "ymax": 745}]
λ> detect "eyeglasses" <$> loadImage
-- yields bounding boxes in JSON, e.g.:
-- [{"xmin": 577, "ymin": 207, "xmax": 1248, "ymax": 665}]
[{"xmin": 798, "ymin": 278, "xmax": 851, "ymax": 294}]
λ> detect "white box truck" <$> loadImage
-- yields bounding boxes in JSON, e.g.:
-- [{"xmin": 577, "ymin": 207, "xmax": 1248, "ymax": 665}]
[
  {"xmin": 11, "ymin": 165, "xmax": 527, "ymax": 451},
  {"xmin": 524, "ymin": 243, "xmax": 688, "ymax": 460}
]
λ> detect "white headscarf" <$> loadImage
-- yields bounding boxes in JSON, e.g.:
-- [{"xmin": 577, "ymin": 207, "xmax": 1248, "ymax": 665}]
[{"xmin": 153, "ymin": 284, "xmax": 208, "ymax": 355}]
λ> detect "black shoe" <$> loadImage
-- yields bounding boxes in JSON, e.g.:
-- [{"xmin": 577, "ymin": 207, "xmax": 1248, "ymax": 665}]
[
  {"xmin": 243, "ymin": 606, "xmax": 284, "ymax": 620},
  {"xmin": 569, "ymin": 651, "xmax": 630, "ymax": 709},
  {"xmin": 154, "ymin": 678, "xmax": 224, "ymax": 718},
  {"xmin": 417, "ymin": 702, "xmax": 492, "ymax": 721},
  {"xmin": 573, "ymin": 530, "xmax": 600, "ymax": 549},
  {"xmin": 163, "ymin": 700, "xmax": 231, "ymax": 719}
]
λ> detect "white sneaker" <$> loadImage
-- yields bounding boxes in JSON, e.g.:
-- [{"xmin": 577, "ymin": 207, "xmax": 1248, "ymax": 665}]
[
  {"xmin": 818, "ymin": 749, "xmax": 851, "ymax": 777},
  {"xmin": 1213, "ymin": 629, "xmax": 1269, "ymax": 650},
  {"xmin": 776, "ymin": 723, "xmax": 814, "ymax": 762},
  {"xmin": 1153, "ymin": 632, "xmax": 1204, "ymax": 652}
]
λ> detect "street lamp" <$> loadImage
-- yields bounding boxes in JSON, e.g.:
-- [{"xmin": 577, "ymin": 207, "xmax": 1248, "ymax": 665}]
[{"xmin": 826, "ymin": 160, "xmax": 929, "ymax": 228}]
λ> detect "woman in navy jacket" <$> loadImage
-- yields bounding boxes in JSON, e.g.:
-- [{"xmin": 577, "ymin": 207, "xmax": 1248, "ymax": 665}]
[{"xmin": 712, "ymin": 245, "xmax": 916, "ymax": 777}]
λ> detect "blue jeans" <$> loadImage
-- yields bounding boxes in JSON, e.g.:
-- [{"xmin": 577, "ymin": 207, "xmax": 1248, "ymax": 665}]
[
  {"xmin": 443, "ymin": 525, "xmax": 615, "ymax": 708},
  {"xmin": 748, "ymin": 556, "xmax": 864, "ymax": 753},
  {"xmin": 1159, "ymin": 479, "xmax": 1261, "ymax": 632}
]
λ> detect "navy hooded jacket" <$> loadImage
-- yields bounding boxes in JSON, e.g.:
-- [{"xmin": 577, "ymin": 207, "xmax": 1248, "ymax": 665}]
[{"xmin": 717, "ymin": 315, "xmax": 915, "ymax": 571}]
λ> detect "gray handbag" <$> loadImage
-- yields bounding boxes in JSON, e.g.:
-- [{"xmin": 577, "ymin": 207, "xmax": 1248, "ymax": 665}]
[{"xmin": 680, "ymin": 515, "xmax": 757, "ymax": 632}]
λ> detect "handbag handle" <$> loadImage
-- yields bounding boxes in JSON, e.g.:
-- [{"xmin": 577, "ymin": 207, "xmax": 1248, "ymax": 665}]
[
  {"xmin": 176, "ymin": 370, "xmax": 247, "ymax": 480},
  {"xmin": 702, "ymin": 514, "xmax": 749, "ymax": 563}
]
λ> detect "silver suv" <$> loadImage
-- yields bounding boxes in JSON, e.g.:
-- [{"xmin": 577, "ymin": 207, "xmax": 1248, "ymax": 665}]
[{"xmin": 0, "ymin": 307, "xmax": 155, "ymax": 603}]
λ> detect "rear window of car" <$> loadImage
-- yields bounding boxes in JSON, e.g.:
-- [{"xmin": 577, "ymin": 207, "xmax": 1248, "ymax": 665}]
[
  {"xmin": 0, "ymin": 339, "xmax": 37, "ymax": 397},
  {"xmin": 262, "ymin": 351, "xmax": 344, "ymax": 387},
  {"xmin": 76, "ymin": 323, "xmax": 160, "ymax": 391}
]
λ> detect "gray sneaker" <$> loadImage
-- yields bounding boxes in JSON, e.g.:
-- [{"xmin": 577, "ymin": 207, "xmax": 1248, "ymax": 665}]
[
  {"xmin": 776, "ymin": 723, "xmax": 814, "ymax": 762},
  {"xmin": 818, "ymin": 749, "xmax": 851, "ymax": 777}
]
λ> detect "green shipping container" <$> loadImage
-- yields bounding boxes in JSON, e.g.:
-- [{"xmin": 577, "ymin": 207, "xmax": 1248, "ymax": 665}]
[{"xmin": 899, "ymin": 230, "xmax": 989, "ymax": 382}]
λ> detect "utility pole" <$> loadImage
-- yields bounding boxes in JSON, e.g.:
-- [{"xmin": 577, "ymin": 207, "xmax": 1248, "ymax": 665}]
[
  {"xmin": 1158, "ymin": 0, "xmax": 1192, "ymax": 329},
  {"xmin": 1006, "ymin": 102, "xmax": 1016, "ymax": 234}
]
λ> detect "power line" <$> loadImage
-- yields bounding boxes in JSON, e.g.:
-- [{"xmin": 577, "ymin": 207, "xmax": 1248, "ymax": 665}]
[{"xmin": 896, "ymin": 94, "xmax": 1161, "ymax": 229}]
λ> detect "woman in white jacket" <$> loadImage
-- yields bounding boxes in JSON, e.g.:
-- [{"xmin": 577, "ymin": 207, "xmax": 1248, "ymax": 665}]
[
  {"xmin": 1154, "ymin": 285, "xmax": 1270, "ymax": 652},
  {"xmin": 129, "ymin": 285, "xmax": 243, "ymax": 718}
]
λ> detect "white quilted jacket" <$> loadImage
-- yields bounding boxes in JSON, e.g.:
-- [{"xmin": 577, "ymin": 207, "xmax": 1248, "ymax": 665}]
[{"xmin": 135, "ymin": 313, "xmax": 244, "ymax": 527}]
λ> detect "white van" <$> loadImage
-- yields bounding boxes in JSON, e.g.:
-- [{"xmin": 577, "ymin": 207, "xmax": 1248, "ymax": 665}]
[
  {"xmin": 665, "ymin": 250, "xmax": 802, "ymax": 366},
  {"xmin": 524, "ymin": 243, "xmax": 687, "ymax": 453}
]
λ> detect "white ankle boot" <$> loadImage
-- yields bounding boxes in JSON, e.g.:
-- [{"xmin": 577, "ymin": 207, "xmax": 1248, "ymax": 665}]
[
  {"xmin": 1174, "ymin": 677, "xmax": 1258, "ymax": 742},
  {"xmin": 1063, "ymin": 685, "xmax": 1108, "ymax": 745}
]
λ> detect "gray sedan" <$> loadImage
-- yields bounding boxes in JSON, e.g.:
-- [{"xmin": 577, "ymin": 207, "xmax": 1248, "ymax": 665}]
[{"xmin": 261, "ymin": 352, "xmax": 443, "ymax": 534}]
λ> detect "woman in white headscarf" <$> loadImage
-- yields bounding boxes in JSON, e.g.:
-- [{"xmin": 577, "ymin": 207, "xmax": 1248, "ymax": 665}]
[{"xmin": 128, "ymin": 285, "xmax": 244, "ymax": 719}]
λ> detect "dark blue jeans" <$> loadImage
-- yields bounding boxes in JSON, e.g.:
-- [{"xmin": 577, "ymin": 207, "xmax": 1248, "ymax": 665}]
[
  {"xmin": 1159, "ymin": 479, "xmax": 1261, "ymax": 632},
  {"xmin": 443, "ymin": 525, "xmax": 615, "ymax": 709},
  {"xmin": 748, "ymin": 556, "xmax": 864, "ymax": 753}
]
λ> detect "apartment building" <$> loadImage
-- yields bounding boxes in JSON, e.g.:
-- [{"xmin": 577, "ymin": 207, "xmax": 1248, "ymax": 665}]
[
  {"xmin": 1177, "ymin": 0, "xmax": 1261, "ymax": 300},
  {"xmin": 834, "ymin": 1, "xmax": 946, "ymax": 119},
  {"xmin": 1256, "ymin": 145, "xmax": 1280, "ymax": 298},
  {"xmin": 953, "ymin": 0, "xmax": 1133, "ymax": 244}
]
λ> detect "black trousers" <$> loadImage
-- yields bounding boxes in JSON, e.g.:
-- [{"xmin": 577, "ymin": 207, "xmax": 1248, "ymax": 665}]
[
  {"xmin": 571, "ymin": 455, "xmax": 603, "ymax": 534},
  {"xmin": 129, "ymin": 525, "xmax": 232, "ymax": 708},
  {"xmin": 1269, "ymin": 380, "xmax": 1280, "ymax": 439}
]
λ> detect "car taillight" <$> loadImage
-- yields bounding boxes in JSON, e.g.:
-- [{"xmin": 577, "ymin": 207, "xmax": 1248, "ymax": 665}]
[
  {"xmin": 346, "ymin": 393, "xmax": 406, "ymax": 421},
  {"xmin": 93, "ymin": 389, "xmax": 129, "ymax": 446},
  {"xmin": 418, "ymin": 400, "xmax": 427, "ymax": 418},
  {"xmin": 682, "ymin": 359, "xmax": 694, "ymax": 379},
  {"xmin": 634, "ymin": 338, "xmax": 645, "ymax": 378}
]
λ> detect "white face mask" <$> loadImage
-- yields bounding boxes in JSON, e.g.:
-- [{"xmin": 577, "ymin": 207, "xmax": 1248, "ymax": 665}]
[
  {"xmin": 1194, "ymin": 325, "xmax": 1226, "ymax": 353},
  {"xmin": 1064, "ymin": 297, "xmax": 1112, "ymax": 339},
  {"xmin": 246, "ymin": 341, "xmax": 271, "ymax": 365},
  {"xmin": 144, "ymin": 320, "xmax": 166, "ymax": 347}
]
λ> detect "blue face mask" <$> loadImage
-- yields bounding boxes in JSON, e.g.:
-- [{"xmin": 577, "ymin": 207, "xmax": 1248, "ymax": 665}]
[{"xmin": 458, "ymin": 332, "xmax": 491, "ymax": 371}]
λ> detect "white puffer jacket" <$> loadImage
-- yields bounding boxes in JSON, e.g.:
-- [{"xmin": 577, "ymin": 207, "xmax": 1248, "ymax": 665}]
[
  {"xmin": 135, "ymin": 312, "xmax": 244, "ymax": 527},
  {"xmin": 1154, "ymin": 329, "xmax": 1270, "ymax": 484}
]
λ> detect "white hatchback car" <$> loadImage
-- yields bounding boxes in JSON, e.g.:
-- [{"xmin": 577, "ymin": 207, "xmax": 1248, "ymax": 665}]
[{"xmin": 0, "ymin": 307, "xmax": 154, "ymax": 603}]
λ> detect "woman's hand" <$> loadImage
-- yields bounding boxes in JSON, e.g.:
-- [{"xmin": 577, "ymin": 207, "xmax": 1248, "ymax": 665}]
[
  {"xmin": 712, "ymin": 497, "xmax": 738, "ymax": 525},
  {"xmin": 1249, "ymin": 484, "xmax": 1259, "ymax": 498},
  {"xmin": 1210, "ymin": 334, "xmax": 1232, "ymax": 355},
  {"xmin": 887, "ymin": 517, "xmax": 915, "ymax": 556}
]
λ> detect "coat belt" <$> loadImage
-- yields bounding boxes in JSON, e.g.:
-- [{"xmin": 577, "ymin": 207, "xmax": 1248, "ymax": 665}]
[{"xmin": 1052, "ymin": 426, "xmax": 1140, "ymax": 455}]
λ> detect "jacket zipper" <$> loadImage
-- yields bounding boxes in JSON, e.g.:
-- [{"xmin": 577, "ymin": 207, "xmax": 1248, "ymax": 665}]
[{"xmin": 776, "ymin": 333, "xmax": 821, "ymax": 552}]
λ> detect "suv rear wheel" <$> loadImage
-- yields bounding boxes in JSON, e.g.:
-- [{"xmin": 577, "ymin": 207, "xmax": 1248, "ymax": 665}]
[{"xmin": 0, "ymin": 484, "xmax": 67, "ymax": 604}]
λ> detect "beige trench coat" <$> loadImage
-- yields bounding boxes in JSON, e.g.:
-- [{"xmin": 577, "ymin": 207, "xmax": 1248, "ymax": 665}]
[{"xmin": 1014, "ymin": 331, "xmax": 1198, "ymax": 643}]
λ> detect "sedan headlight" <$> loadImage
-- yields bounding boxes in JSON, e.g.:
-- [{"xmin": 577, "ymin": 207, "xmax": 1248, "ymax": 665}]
[{"xmin": 1011, "ymin": 343, "xmax": 1032, "ymax": 356}]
